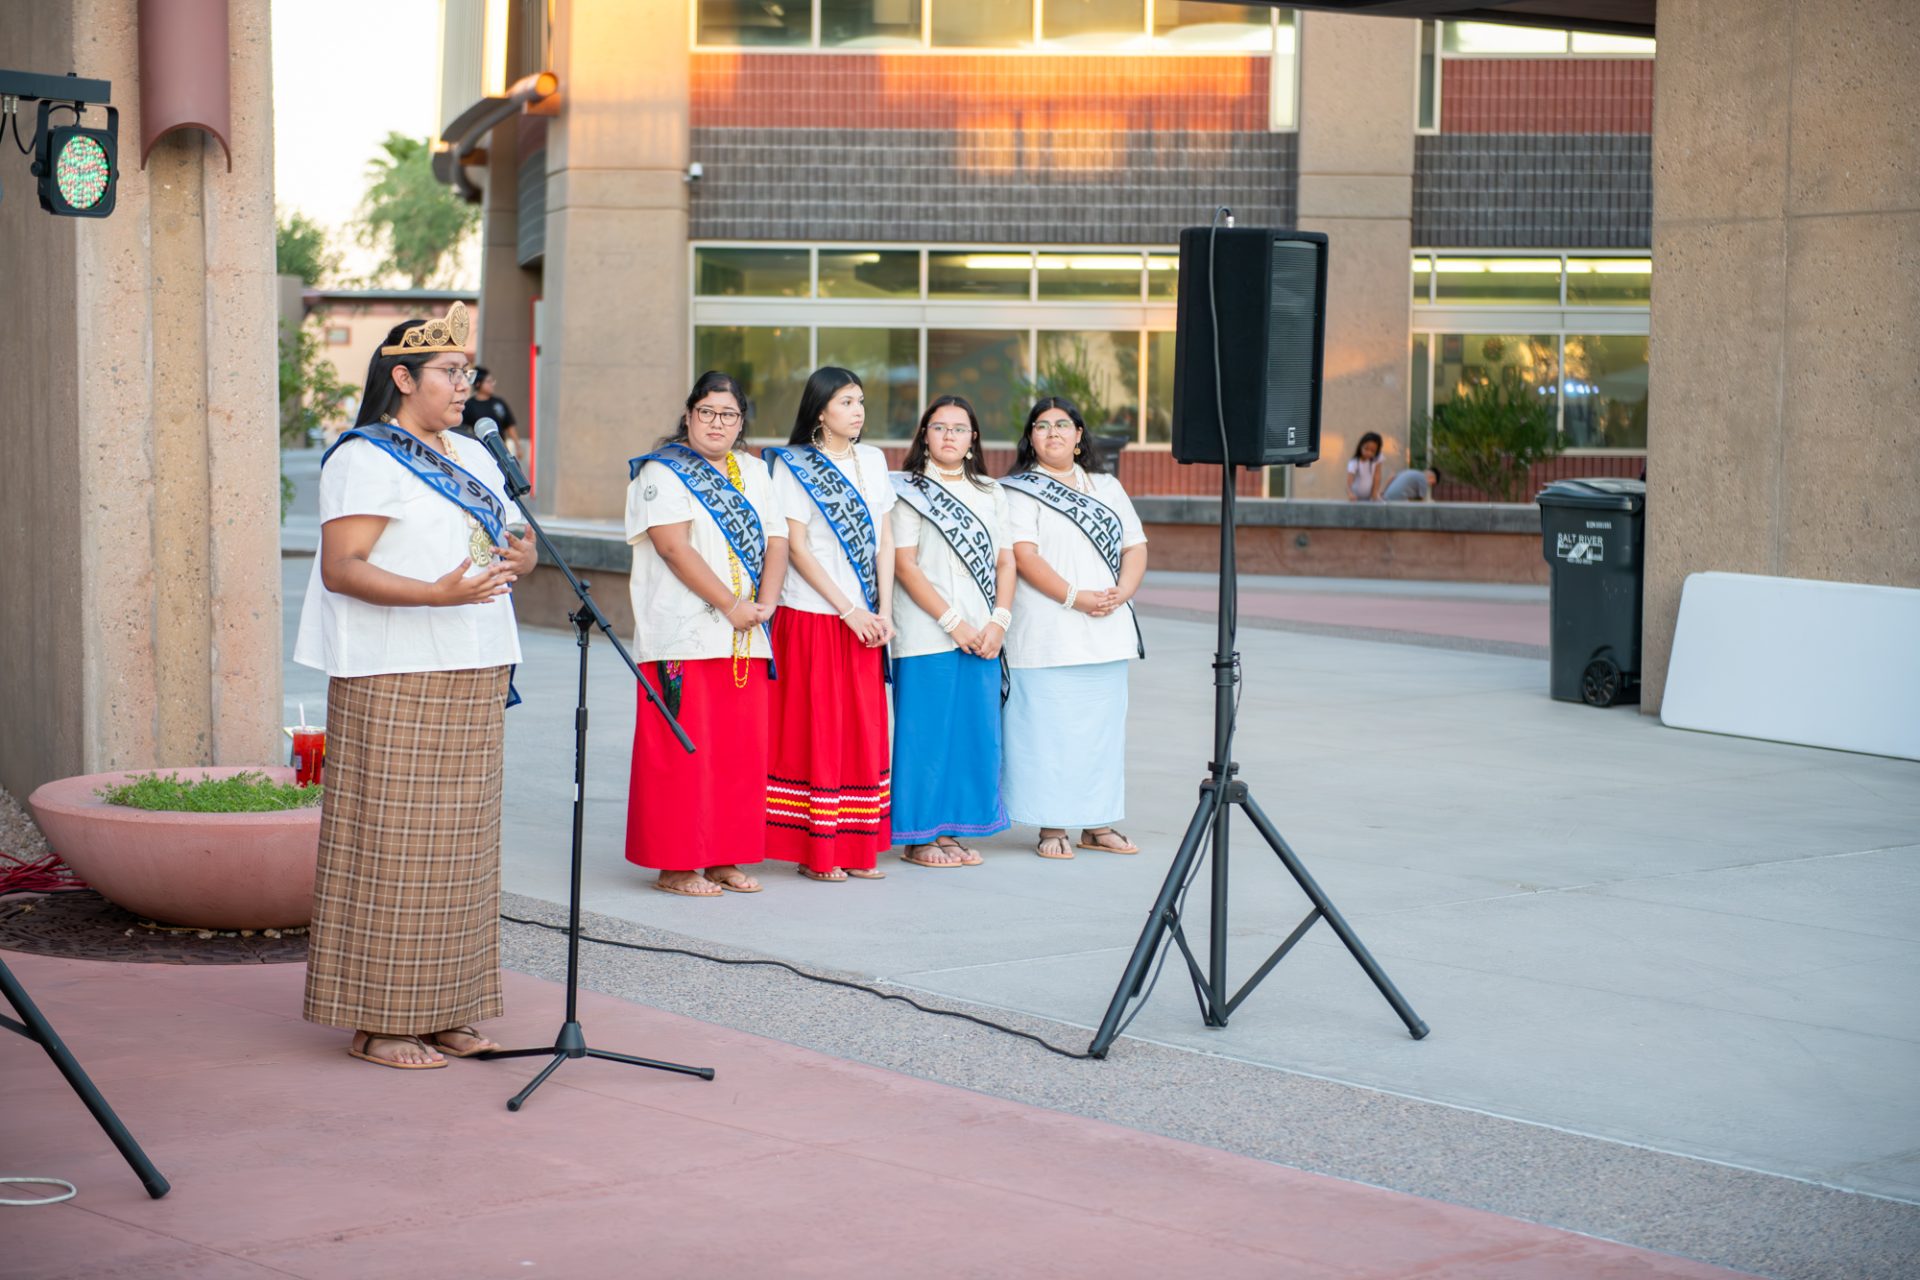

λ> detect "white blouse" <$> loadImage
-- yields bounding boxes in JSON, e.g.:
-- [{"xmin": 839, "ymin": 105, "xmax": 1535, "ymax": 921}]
[
  {"xmin": 625, "ymin": 453, "xmax": 780, "ymax": 665},
  {"xmin": 772, "ymin": 443, "xmax": 898, "ymax": 616},
  {"xmin": 293, "ymin": 433, "xmax": 526, "ymax": 678},
  {"xmin": 1003, "ymin": 467, "xmax": 1148, "ymax": 671},
  {"xmin": 889, "ymin": 472, "xmax": 1012, "ymax": 661}
]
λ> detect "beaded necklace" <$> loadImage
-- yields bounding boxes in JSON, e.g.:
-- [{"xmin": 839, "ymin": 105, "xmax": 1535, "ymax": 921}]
[{"xmin": 719, "ymin": 450, "xmax": 753, "ymax": 688}]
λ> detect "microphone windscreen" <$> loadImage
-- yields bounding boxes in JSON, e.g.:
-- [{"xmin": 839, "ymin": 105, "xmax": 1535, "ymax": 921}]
[{"xmin": 474, "ymin": 416, "xmax": 500, "ymax": 441}]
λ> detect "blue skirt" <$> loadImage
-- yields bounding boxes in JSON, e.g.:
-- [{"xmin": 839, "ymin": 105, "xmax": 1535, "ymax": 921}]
[
  {"xmin": 890, "ymin": 649, "xmax": 1009, "ymax": 844},
  {"xmin": 1000, "ymin": 661, "xmax": 1128, "ymax": 828}
]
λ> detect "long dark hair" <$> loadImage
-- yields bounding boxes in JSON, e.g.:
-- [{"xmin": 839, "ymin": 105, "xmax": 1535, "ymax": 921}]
[
  {"xmin": 1353, "ymin": 431, "xmax": 1384, "ymax": 461},
  {"xmin": 786, "ymin": 366, "xmax": 864, "ymax": 447},
  {"xmin": 352, "ymin": 320, "xmax": 434, "ymax": 426},
  {"xmin": 656, "ymin": 370, "xmax": 751, "ymax": 451},
  {"xmin": 902, "ymin": 395, "xmax": 991, "ymax": 490},
  {"xmin": 1011, "ymin": 396, "xmax": 1106, "ymax": 475}
]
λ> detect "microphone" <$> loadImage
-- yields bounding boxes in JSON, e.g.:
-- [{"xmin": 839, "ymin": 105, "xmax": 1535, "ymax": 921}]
[{"xmin": 475, "ymin": 417, "xmax": 531, "ymax": 499}]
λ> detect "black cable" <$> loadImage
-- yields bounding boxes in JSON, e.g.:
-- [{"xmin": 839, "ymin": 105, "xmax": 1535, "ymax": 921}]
[
  {"xmin": 499, "ymin": 913, "xmax": 1101, "ymax": 1061},
  {"xmin": 1206, "ymin": 206, "xmax": 1242, "ymax": 760},
  {"xmin": 4, "ymin": 101, "xmax": 33, "ymax": 155}
]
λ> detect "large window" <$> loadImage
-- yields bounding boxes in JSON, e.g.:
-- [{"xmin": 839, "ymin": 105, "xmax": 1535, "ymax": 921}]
[
  {"xmin": 693, "ymin": 325, "xmax": 811, "ymax": 437},
  {"xmin": 1411, "ymin": 251, "xmax": 1650, "ymax": 455},
  {"xmin": 691, "ymin": 242, "xmax": 1178, "ymax": 443},
  {"xmin": 695, "ymin": 0, "xmax": 1286, "ymax": 52},
  {"xmin": 818, "ymin": 327, "xmax": 921, "ymax": 437}
]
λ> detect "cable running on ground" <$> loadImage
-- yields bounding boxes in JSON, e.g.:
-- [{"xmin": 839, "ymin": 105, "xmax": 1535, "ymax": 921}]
[{"xmin": 499, "ymin": 913, "xmax": 1101, "ymax": 1061}]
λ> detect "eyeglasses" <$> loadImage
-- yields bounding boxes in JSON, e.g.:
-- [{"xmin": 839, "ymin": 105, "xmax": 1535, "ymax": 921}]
[
  {"xmin": 926, "ymin": 423, "xmax": 973, "ymax": 437},
  {"xmin": 693, "ymin": 406, "xmax": 743, "ymax": 426},
  {"xmin": 1033, "ymin": 419, "xmax": 1078, "ymax": 434},
  {"xmin": 423, "ymin": 365, "xmax": 479, "ymax": 387}
]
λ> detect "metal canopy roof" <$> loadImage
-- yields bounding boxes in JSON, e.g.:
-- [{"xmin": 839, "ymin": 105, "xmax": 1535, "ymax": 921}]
[{"xmin": 1250, "ymin": 1, "xmax": 1654, "ymax": 38}]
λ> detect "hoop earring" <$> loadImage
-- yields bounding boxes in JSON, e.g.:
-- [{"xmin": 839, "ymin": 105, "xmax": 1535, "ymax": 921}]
[{"xmin": 812, "ymin": 424, "xmax": 824, "ymax": 446}]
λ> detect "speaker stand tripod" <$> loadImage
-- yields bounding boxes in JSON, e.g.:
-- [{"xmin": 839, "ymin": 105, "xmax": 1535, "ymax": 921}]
[
  {"xmin": 475, "ymin": 478, "xmax": 714, "ymax": 1110},
  {"xmin": 1088, "ymin": 463, "xmax": 1431, "ymax": 1057}
]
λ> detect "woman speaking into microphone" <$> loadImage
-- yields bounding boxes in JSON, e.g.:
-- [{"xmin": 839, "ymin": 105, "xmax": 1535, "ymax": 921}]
[{"xmin": 293, "ymin": 302, "xmax": 537, "ymax": 1070}]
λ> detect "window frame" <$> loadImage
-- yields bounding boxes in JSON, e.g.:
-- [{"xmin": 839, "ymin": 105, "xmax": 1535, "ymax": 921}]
[
  {"xmin": 690, "ymin": 239, "xmax": 1179, "ymax": 446},
  {"xmin": 690, "ymin": 0, "xmax": 1286, "ymax": 57},
  {"xmin": 1410, "ymin": 247, "xmax": 1651, "ymax": 456}
]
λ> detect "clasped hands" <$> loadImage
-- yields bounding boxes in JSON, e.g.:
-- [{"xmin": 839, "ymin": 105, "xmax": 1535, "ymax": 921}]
[
  {"xmin": 430, "ymin": 530, "xmax": 538, "ymax": 606},
  {"xmin": 948, "ymin": 619, "xmax": 1006, "ymax": 660},
  {"xmin": 725, "ymin": 598, "xmax": 777, "ymax": 632},
  {"xmin": 1074, "ymin": 585, "xmax": 1128, "ymax": 618}
]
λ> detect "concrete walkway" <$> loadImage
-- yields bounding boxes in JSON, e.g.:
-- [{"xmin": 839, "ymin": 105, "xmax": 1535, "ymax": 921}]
[
  {"xmin": 6, "ymin": 952, "xmax": 1749, "ymax": 1279},
  {"xmin": 271, "ymin": 453, "xmax": 1919, "ymax": 1273},
  {"xmin": 291, "ymin": 548, "xmax": 1920, "ymax": 1201}
]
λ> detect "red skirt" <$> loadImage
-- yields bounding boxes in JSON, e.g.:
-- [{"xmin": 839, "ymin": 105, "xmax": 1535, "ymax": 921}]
[
  {"xmin": 764, "ymin": 609, "xmax": 891, "ymax": 871},
  {"xmin": 625, "ymin": 656, "xmax": 770, "ymax": 871}
]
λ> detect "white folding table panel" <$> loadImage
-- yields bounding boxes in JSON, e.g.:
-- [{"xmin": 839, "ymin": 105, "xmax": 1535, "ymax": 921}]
[{"xmin": 1661, "ymin": 571, "xmax": 1920, "ymax": 760}]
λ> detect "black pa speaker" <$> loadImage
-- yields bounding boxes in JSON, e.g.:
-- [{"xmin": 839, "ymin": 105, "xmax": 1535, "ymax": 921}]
[{"xmin": 1170, "ymin": 227, "xmax": 1327, "ymax": 467}]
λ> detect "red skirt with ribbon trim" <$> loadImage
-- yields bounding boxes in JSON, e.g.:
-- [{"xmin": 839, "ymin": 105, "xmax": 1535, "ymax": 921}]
[{"xmin": 764, "ymin": 608, "xmax": 891, "ymax": 871}]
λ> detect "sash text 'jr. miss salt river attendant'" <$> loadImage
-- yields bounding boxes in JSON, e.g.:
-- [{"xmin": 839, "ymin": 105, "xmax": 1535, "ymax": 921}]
[{"xmin": 888, "ymin": 395, "xmax": 1015, "ymax": 867}]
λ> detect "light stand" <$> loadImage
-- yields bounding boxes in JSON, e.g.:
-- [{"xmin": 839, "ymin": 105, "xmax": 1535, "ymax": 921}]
[
  {"xmin": 1088, "ymin": 460, "xmax": 1430, "ymax": 1057},
  {"xmin": 476, "ymin": 473, "xmax": 714, "ymax": 1110},
  {"xmin": 0, "ymin": 953, "xmax": 169, "ymax": 1197}
]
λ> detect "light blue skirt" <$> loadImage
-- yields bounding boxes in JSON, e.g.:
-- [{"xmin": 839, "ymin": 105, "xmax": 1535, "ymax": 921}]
[
  {"xmin": 890, "ymin": 650, "xmax": 1010, "ymax": 844},
  {"xmin": 1000, "ymin": 661, "xmax": 1128, "ymax": 828}
]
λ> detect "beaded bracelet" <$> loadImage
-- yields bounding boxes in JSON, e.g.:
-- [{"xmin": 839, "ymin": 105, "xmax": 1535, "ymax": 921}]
[
  {"xmin": 937, "ymin": 607, "xmax": 962, "ymax": 634},
  {"xmin": 990, "ymin": 607, "xmax": 1013, "ymax": 629},
  {"xmin": 838, "ymin": 603, "xmax": 858, "ymax": 619},
  {"xmin": 1062, "ymin": 584, "xmax": 1078, "ymax": 612}
]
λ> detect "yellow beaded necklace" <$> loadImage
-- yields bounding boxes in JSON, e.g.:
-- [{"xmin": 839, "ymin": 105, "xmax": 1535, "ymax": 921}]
[{"xmin": 721, "ymin": 451, "xmax": 752, "ymax": 689}]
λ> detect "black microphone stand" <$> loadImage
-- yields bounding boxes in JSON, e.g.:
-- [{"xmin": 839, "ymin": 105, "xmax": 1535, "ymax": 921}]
[{"xmin": 475, "ymin": 435, "xmax": 714, "ymax": 1110}]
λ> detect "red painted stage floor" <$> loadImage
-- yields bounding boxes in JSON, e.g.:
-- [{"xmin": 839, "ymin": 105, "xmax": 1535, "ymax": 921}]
[{"xmin": 5, "ymin": 953, "xmax": 1745, "ymax": 1278}]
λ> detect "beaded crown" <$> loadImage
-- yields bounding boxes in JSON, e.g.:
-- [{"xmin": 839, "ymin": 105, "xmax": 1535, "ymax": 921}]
[{"xmin": 379, "ymin": 301, "xmax": 472, "ymax": 356}]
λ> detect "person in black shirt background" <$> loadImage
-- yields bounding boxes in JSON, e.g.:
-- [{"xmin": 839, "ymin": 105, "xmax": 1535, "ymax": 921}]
[{"xmin": 457, "ymin": 367, "xmax": 520, "ymax": 454}]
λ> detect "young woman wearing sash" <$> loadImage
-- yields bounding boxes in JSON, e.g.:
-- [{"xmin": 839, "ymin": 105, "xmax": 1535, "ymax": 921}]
[
  {"xmin": 623, "ymin": 372, "xmax": 788, "ymax": 897},
  {"xmin": 1001, "ymin": 397, "xmax": 1149, "ymax": 861},
  {"xmin": 763, "ymin": 367, "xmax": 897, "ymax": 881},
  {"xmin": 294, "ymin": 303, "xmax": 537, "ymax": 1069},
  {"xmin": 889, "ymin": 395, "xmax": 1015, "ymax": 867}
]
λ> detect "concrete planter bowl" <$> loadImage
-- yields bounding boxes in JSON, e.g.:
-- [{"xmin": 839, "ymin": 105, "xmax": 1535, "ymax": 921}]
[{"xmin": 27, "ymin": 766, "xmax": 321, "ymax": 930}]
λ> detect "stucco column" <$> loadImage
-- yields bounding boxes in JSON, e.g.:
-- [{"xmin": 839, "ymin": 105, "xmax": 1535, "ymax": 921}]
[
  {"xmin": 0, "ymin": 0, "xmax": 282, "ymax": 798},
  {"xmin": 535, "ymin": 0, "xmax": 691, "ymax": 520},
  {"xmin": 1292, "ymin": 13, "xmax": 1418, "ymax": 501},
  {"xmin": 1641, "ymin": 0, "xmax": 1920, "ymax": 710}
]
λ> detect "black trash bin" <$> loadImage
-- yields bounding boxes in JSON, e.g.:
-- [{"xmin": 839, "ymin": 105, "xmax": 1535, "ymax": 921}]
[{"xmin": 1536, "ymin": 478, "xmax": 1646, "ymax": 707}]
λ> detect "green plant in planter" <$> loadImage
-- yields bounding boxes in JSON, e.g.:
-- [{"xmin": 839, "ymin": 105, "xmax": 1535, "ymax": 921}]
[
  {"xmin": 1425, "ymin": 377, "xmax": 1564, "ymax": 503},
  {"xmin": 97, "ymin": 771, "xmax": 323, "ymax": 812}
]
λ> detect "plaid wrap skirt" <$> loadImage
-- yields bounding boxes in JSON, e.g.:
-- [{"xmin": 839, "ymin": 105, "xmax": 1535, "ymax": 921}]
[{"xmin": 303, "ymin": 666, "xmax": 510, "ymax": 1035}]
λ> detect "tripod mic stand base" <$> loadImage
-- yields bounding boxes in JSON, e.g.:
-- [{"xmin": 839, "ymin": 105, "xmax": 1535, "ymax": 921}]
[{"xmin": 481, "ymin": 1021, "xmax": 715, "ymax": 1112}]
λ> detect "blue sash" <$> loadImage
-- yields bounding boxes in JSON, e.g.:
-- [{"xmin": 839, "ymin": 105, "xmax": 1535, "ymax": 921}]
[
  {"xmin": 628, "ymin": 444, "xmax": 776, "ymax": 675},
  {"xmin": 324, "ymin": 422, "xmax": 523, "ymax": 707},
  {"xmin": 764, "ymin": 445, "xmax": 879, "ymax": 611},
  {"xmin": 889, "ymin": 472, "xmax": 997, "ymax": 611},
  {"xmin": 1001, "ymin": 471, "xmax": 1145, "ymax": 659},
  {"xmin": 325, "ymin": 420, "xmax": 510, "ymax": 545}
]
